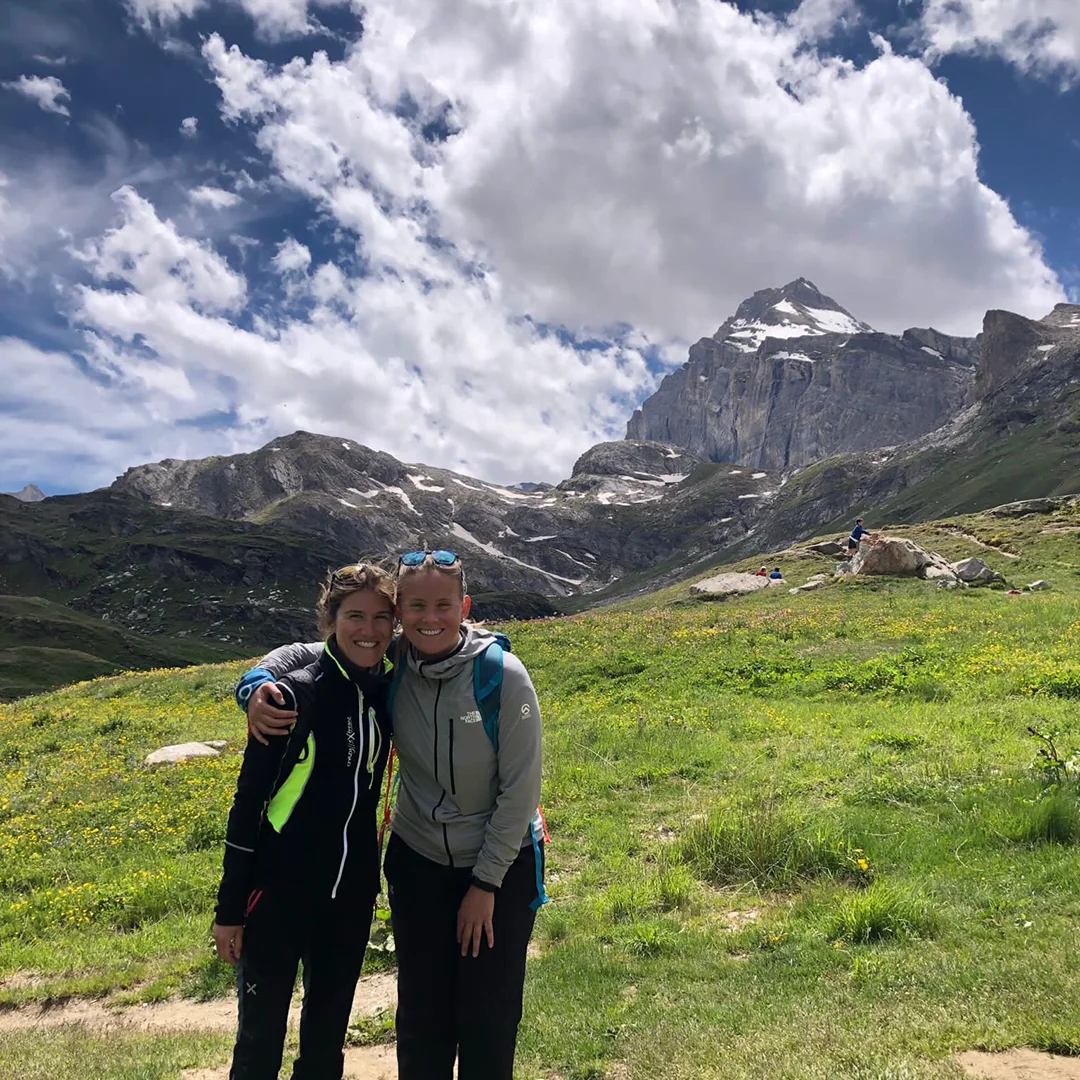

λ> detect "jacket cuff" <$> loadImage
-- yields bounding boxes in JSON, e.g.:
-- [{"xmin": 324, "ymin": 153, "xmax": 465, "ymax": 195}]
[
  {"xmin": 470, "ymin": 874, "xmax": 499, "ymax": 893},
  {"xmin": 236, "ymin": 668, "xmax": 274, "ymax": 712}
]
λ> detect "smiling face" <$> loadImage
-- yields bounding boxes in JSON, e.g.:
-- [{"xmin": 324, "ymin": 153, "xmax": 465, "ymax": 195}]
[
  {"xmin": 332, "ymin": 588, "xmax": 395, "ymax": 669},
  {"xmin": 396, "ymin": 567, "xmax": 471, "ymax": 659}
]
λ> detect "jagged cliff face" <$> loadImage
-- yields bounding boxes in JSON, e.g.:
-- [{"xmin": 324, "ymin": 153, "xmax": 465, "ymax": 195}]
[{"xmin": 626, "ymin": 279, "xmax": 978, "ymax": 470}]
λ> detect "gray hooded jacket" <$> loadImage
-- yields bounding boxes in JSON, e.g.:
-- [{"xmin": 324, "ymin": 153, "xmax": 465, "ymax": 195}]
[{"xmin": 253, "ymin": 625, "xmax": 543, "ymax": 888}]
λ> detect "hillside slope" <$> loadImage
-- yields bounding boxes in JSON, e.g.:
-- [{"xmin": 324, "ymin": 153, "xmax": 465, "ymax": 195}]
[
  {"xmin": 0, "ymin": 596, "xmax": 237, "ymax": 701},
  {"xmin": 4, "ymin": 520, "xmax": 1080, "ymax": 1079}
]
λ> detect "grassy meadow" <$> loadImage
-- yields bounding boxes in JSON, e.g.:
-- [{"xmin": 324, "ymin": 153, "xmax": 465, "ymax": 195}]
[{"xmin": 3, "ymin": 509, "xmax": 1080, "ymax": 1078}]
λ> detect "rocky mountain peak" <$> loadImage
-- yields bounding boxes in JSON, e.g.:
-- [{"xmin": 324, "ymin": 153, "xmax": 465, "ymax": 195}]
[
  {"xmin": 626, "ymin": 278, "xmax": 976, "ymax": 470},
  {"xmin": 714, "ymin": 278, "xmax": 874, "ymax": 352},
  {"xmin": 2, "ymin": 484, "xmax": 46, "ymax": 503}
]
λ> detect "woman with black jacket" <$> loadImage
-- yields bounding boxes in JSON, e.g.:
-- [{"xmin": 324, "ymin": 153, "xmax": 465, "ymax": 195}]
[{"xmin": 212, "ymin": 563, "xmax": 395, "ymax": 1080}]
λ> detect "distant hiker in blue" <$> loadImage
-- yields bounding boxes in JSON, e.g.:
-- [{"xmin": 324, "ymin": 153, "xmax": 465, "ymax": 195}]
[
  {"xmin": 238, "ymin": 550, "xmax": 547, "ymax": 1080},
  {"xmin": 769, "ymin": 567, "xmax": 783, "ymax": 580},
  {"xmin": 847, "ymin": 517, "xmax": 873, "ymax": 558},
  {"xmin": 213, "ymin": 562, "xmax": 395, "ymax": 1080}
]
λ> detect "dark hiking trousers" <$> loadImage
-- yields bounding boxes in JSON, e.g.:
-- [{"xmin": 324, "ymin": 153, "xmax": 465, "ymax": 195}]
[
  {"xmin": 384, "ymin": 833, "xmax": 543, "ymax": 1080},
  {"xmin": 229, "ymin": 892, "xmax": 375, "ymax": 1080}
]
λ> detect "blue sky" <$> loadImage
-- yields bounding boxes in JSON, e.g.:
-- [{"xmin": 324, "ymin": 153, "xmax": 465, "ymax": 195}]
[{"xmin": 1, "ymin": 0, "xmax": 1078, "ymax": 493}]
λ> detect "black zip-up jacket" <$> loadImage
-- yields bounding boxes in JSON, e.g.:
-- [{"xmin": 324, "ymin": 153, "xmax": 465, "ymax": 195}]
[{"xmin": 215, "ymin": 637, "xmax": 392, "ymax": 926}]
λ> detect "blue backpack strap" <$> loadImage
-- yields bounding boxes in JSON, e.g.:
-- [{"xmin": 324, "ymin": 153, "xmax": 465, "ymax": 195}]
[
  {"xmin": 473, "ymin": 641, "xmax": 504, "ymax": 752},
  {"xmin": 386, "ymin": 640, "xmax": 407, "ymax": 718}
]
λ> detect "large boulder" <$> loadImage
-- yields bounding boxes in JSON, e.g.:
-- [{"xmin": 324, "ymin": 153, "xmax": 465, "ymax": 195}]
[
  {"xmin": 851, "ymin": 536, "xmax": 955, "ymax": 579},
  {"xmin": 691, "ymin": 572, "xmax": 772, "ymax": 598},
  {"xmin": 808, "ymin": 541, "xmax": 846, "ymax": 557},
  {"xmin": 852, "ymin": 537, "xmax": 928, "ymax": 576},
  {"xmin": 145, "ymin": 741, "xmax": 226, "ymax": 765}
]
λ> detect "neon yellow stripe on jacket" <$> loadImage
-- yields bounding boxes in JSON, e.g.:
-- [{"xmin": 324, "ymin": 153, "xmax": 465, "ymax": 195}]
[{"xmin": 266, "ymin": 732, "xmax": 315, "ymax": 832}]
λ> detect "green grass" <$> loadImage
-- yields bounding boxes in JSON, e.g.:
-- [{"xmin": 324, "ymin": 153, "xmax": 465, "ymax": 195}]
[
  {"xmin": 0, "ymin": 1029, "xmax": 230, "ymax": 1080},
  {"xmin": 5, "ymin": 510, "xmax": 1080, "ymax": 1076}
]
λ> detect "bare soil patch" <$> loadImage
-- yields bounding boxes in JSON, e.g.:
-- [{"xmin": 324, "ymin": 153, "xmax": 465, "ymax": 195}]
[
  {"xmin": 717, "ymin": 907, "xmax": 761, "ymax": 932},
  {"xmin": 957, "ymin": 1050, "xmax": 1080, "ymax": 1079},
  {"xmin": 0, "ymin": 970, "xmax": 396, "ymax": 1034}
]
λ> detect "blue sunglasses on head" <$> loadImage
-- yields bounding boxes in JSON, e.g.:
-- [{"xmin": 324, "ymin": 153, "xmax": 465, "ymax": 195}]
[{"xmin": 398, "ymin": 549, "xmax": 459, "ymax": 568}]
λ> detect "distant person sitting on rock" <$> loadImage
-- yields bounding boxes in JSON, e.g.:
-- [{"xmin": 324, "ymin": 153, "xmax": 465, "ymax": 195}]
[
  {"xmin": 847, "ymin": 518, "xmax": 872, "ymax": 558},
  {"xmin": 769, "ymin": 567, "xmax": 783, "ymax": 580},
  {"xmin": 756, "ymin": 565, "xmax": 768, "ymax": 576},
  {"xmin": 212, "ymin": 562, "xmax": 395, "ymax": 1080}
]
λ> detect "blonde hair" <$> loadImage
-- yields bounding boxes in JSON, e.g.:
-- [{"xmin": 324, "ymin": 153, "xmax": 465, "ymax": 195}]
[
  {"xmin": 394, "ymin": 554, "xmax": 468, "ymax": 599},
  {"xmin": 316, "ymin": 561, "xmax": 396, "ymax": 637}
]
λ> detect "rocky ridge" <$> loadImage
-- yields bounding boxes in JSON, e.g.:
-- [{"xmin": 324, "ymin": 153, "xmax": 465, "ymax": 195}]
[
  {"xmin": 110, "ymin": 433, "xmax": 773, "ymax": 598},
  {"xmin": 626, "ymin": 278, "xmax": 977, "ymax": 470}
]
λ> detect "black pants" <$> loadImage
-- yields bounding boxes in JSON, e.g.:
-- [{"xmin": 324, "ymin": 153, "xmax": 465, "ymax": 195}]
[
  {"xmin": 229, "ymin": 890, "xmax": 376, "ymax": 1080},
  {"xmin": 385, "ymin": 833, "xmax": 543, "ymax": 1080}
]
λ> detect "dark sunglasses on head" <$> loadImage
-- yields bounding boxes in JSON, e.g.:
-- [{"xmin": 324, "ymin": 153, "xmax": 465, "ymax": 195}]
[{"xmin": 398, "ymin": 549, "xmax": 459, "ymax": 568}]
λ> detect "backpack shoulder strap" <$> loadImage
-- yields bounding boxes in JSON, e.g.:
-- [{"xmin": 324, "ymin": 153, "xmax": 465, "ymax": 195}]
[
  {"xmin": 386, "ymin": 637, "xmax": 407, "ymax": 717},
  {"xmin": 473, "ymin": 641, "xmax": 504, "ymax": 752}
]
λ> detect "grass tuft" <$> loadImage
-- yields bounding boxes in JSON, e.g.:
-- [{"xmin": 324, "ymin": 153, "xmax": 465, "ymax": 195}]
[
  {"xmin": 821, "ymin": 883, "xmax": 936, "ymax": 944},
  {"xmin": 675, "ymin": 802, "xmax": 868, "ymax": 890},
  {"xmin": 1015, "ymin": 793, "xmax": 1080, "ymax": 845}
]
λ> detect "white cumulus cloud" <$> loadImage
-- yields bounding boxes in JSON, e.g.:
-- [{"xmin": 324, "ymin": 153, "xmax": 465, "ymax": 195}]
[
  {"xmin": 127, "ymin": 0, "xmax": 348, "ymax": 38},
  {"xmin": 204, "ymin": 1, "xmax": 1062, "ymax": 336},
  {"xmin": 180, "ymin": 115, "xmax": 199, "ymax": 137},
  {"xmin": 3, "ymin": 74, "xmax": 71, "ymax": 117},
  {"xmin": 272, "ymin": 236, "xmax": 311, "ymax": 273},
  {"xmin": 190, "ymin": 185, "xmax": 242, "ymax": 209},
  {"xmin": 921, "ymin": 0, "xmax": 1080, "ymax": 80},
  {"xmin": 77, "ymin": 186, "xmax": 246, "ymax": 313}
]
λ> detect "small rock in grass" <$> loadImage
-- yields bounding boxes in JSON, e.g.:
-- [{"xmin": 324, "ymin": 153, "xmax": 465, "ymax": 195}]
[
  {"xmin": 145, "ymin": 742, "xmax": 224, "ymax": 765},
  {"xmin": 1027, "ymin": 580, "xmax": 1051, "ymax": 591}
]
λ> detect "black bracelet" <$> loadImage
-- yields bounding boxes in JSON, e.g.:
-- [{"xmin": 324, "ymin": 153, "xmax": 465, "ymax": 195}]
[{"xmin": 470, "ymin": 875, "xmax": 498, "ymax": 893}]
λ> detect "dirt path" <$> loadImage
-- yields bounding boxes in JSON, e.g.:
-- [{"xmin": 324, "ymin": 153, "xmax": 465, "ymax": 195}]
[
  {"xmin": 933, "ymin": 527, "xmax": 1022, "ymax": 559},
  {"xmin": 0, "ymin": 970, "xmax": 396, "ymax": 1034},
  {"xmin": 957, "ymin": 1050, "xmax": 1080, "ymax": 1079},
  {"xmin": 180, "ymin": 1045, "xmax": 399, "ymax": 1080}
]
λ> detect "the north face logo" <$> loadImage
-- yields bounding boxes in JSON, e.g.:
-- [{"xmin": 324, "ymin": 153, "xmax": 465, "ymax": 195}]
[{"xmin": 462, "ymin": 710, "xmax": 482, "ymax": 725}]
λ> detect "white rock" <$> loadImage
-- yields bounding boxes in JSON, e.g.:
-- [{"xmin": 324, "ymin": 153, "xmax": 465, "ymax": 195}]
[
  {"xmin": 1027, "ymin": 580, "xmax": 1051, "ymax": 591},
  {"xmin": 145, "ymin": 742, "xmax": 224, "ymax": 765},
  {"xmin": 691, "ymin": 572, "xmax": 772, "ymax": 598}
]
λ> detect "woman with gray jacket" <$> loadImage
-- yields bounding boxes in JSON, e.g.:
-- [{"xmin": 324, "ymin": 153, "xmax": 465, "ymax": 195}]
[{"xmin": 239, "ymin": 550, "xmax": 546, "ymax": 1080}]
